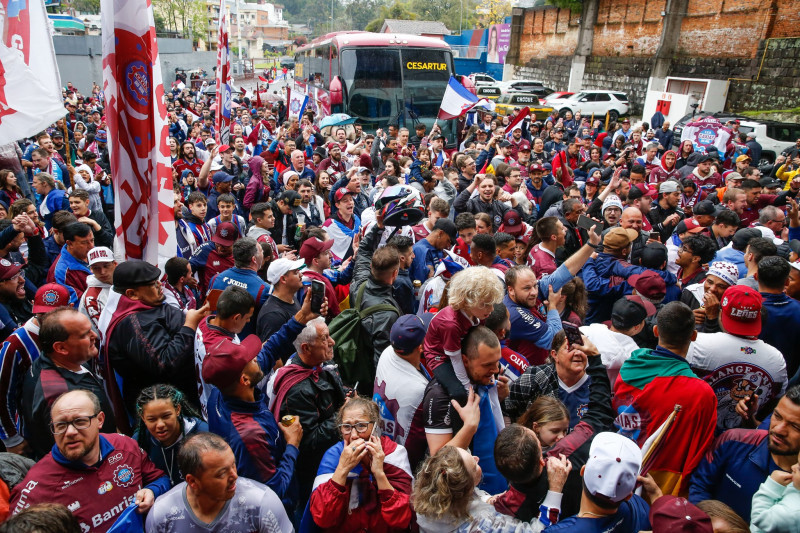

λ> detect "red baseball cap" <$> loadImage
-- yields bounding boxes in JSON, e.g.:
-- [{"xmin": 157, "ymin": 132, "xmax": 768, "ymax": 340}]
[
  {"xmin": 721, "ymin": 285, "xmax": 762, "ymax": 337},
  {"xmin": 628, "ymin": 271, "xmax": 666, "ymax": 301},
  {"xmin": 212, "ymin": 222, "xmax": 238, "ymax": 247},
  {"xmin": 33, "ymin": 283, "xmax": 71, "ymax": 314},
  {"xmin": 529, "ymin": 163, "xmax": 545, "ymax": 173},
  {"xmin": 649, "ymin": 495, "xmax": 713, "ymax": 533},
  {"xmin": 202, "ymin": 335, "xmax": 263, "ymax": 389},
  {"xmin": 299, "ymin": 237, "xmax": 334, "ymax": 264},
  {"xmin": 501, "ymin": 210, "xmax": 523, "ymax": 235},
  {"xmin": 633, "ymin": 183, "xmax": 656, "ymax": 198},
  {"xmin": 217, "ymin": 144, "xmax": 233, "ymax": 152},
  {"xmin": 334, "ymin": 188, "xmax": 354, "ymax": 203},
  {"xmin": 0, "ymin": 258, "xmax": 22, "ymax": 281}
]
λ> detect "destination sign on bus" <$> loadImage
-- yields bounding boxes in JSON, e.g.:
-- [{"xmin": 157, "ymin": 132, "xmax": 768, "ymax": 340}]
[{"xmin": 405, "ymin": 62, "xmax": 447, "ymax": 71}]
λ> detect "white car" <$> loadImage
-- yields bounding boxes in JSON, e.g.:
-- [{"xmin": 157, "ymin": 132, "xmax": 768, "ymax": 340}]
[
  {"xmin": 738, "ymin": 120, "xmax": 799, "ymax": 166},
  {"xmin": 547, "ymin": 90, "xmax": 630, "ymax": 122}
]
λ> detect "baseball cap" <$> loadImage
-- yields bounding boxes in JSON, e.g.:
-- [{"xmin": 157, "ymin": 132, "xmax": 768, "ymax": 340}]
[
  {"xmin": 299, "ymin": 237, "xmax": 334, "ymax": 264},
  {"xmin": 334, "ymin": 188, "xmax": 354, "ymax": 203},
  {"xmin": 431, "ymin": 134, "xmax": 446, "ymax": 141},
  {"xmin": 732, "ymin": 227, "xmax": 762, "ymax": 250},
  {"xmin": 51, "ymin": 130, "xmax": 64, "ymax": 139},
  {"xmin": 278, "ymin": 189, "xmax": 302, "ymax": 207},
  {"xmin": 585, "ymin": 175, "xmax": 600, "ymax": 185},
  {"xmin": 629, "ymin": 270, "xmax": 666, "ymax": 300},
  {"xmin": 113, "ymin": 260, "xmax": 161, "ymax": 290},
  {"xmin": 501, "ymin": 210, "xmax": 523, "ymax": 235},
  {"xmin": 267, "ymin": 257, "xmax": 305, "ymax": 285},
  {"xmin": 529, "ymin": 163, "xmax": 545, "ymax": 173},
  {"xmin": 675, "ymin": 218, "xmax": 705, "ymax": 235},
  {"xmin": 621, "ymin": 119, "xmax": 630, "ymax": 124},
  {"xmin": 697, "ymin": 154, "xmax": 714, "ymax": 164},
  {"xmin": 721, "ymin": 285, "xmax": 763, "ymax": 337},
  {"xmin": 707, "ymin": 261, "xmax": 739, "ymax": 287},
  {"xmin": 610, "ymin": 298, "xmax": 647, "ymax": 330},
  {"xmin": 202, "ymin": 335, "xmax": 263, "ymax": 389},
  {"xmin": 604, "ymin": 227, "xmax": 638, "ymax": 250},
  {"xmin": 95, "ymin": 129, "xmax": 107, "ymax": 142},
  {"xmin": 33, "ymin": 283, "xmax": 71, "ymax": 314},
  {"xmin": 433, "ymin": 218, "xmax": 458, "ymax": 244},
  {"xmin": 217, "ymin": 144, "xmax": 233, "ymax": 153},
  {"xmin": 746, "ymin": 132, "xmax": 756, "ymax": 139},
  {"xmin": 760, "ymin": 177, "xmax": 783, "ymax": 189},
  {"xmin": 87, "ymin": 246, "xmax": 115, "ymax": 266},
  {"xmin": 390, "ymin": 315, "xmax": 426, "ymax": 355},
  {"xmin": 0, "ymin": 259, "xmax": 22, "ymax": 282},
  {"xmin": 693, "ymin": 200, "xmax": 716, "ymax": 216},
  {"xmin": 211, "ymin": 222, "xmax": 238, "ymax": 247},
  {"xmin": 518, "ymin": 142, "xmax": 531, "ymax": 151},
  {"xmin": 725, "ymin": 171, "xmax": 743, "ymax": 183},
  {"xmin": 583, "ymin": 432, "xmax": 642, "ymax": 503},
  {"xmin": 205, "ymin": 138, "xmax": 217, "ymax": 148},
  {"xmin": 626, "ymin": 294, "xmax": 657, "ymax": 317},
  {"xmin": 628, "ymin": 183, "xmax": 655, "ymax": 200},
  {"xmin": 649, "ymin": 496, "xmax": 713, "ymax": 533},
  {"xmin": 735, "ymin": 154, "xmax": 751, "ymax": 163},
  {"xmin": 212, "ymin": 171, "xmax": 234, "ymax": 184},
  {"xmin": 788, "ymin": 239, "xmax": 800, "ymax": 257},
  {"xmin": 498, "ymin": 140, "xmax": 511, "ymax": 148},
  {"xmin": 659, "ymin": 180, "xmax": 682, "ymax": 194}
]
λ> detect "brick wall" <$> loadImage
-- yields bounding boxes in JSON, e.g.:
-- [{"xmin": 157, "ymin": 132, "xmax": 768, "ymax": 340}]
[{"xmin": 517, "ymin": 6, "xmax": 578, "ymax": 60}]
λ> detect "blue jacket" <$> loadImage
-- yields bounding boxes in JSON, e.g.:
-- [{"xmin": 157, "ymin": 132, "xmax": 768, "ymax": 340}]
[
  {"xmin": 39, "ymin": 188, "xmax": 69, "ymax": 230},
  {"xmin": 53, "ymin": 246, "xmax": 91, "ymax": 306},
  {"xmin": 759, "ymin": 292, "xmax": 800, "ymax": 382},
  {"xmin": 688, "ymin": 429, "xmax": 781, "ymax": 522},
  {"xmin": 209, "ymin": 267, "xmax": 271, "ymax": 337},
  {"xmin": 410, "ymin": 239, "xmax": 443, "ymax": 285},
  {"xmin": 206, "ymin": 317, "xmax": 305, "ymax": 504},
  {"xmin": 581, "ymin": 254, "xmax": 677, "ymax": 324},
  {"xmin": 711, "ymin": 247, "xmax": 746, "ymax": 278}
]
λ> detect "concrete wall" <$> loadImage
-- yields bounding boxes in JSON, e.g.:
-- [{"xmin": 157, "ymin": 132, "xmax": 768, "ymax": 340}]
[{"xmin": 54, "ymin": 35, "xmax": 216, "ymax": 94}]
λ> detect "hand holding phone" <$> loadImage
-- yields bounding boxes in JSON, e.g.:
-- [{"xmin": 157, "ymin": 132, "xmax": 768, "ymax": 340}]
[{"xmin": 310, "ymin": 279, "xmax": 325, "ymax": 314}]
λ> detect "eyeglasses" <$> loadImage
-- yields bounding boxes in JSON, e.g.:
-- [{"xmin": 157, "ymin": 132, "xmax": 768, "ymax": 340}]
[
  {"xmin": 338, "ymin": 421, "xmax": 373, "ymax": 434},
  {"xmin": 4, "ymin": 272, "xmax": 24, "ymax": 282},
  {"xmin": 50, "ymin": 413, "xmax": 99, "ymax": 434}
]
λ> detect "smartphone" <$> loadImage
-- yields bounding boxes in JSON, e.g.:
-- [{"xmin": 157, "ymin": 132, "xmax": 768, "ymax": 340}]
[
  {"xmin": 577, "ymin": 215, "xmax": 602, "ymax": 236},
  {"xmin": 562, "ymin": 321, "xmax": 583, "ymax": 347},
  {"xmin": 310, "ymin": 280, "xmax": 325, "ymax": 314}
]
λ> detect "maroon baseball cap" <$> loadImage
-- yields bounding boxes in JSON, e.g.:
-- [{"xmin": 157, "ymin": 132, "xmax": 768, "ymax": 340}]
[
  {"xmin": 299, "ymin": 237, "xmax": 334, "ymax": 264},
  {"xmin": 721, "ymin": 285, "xmax": 762, "ymax": 337},
  {"xmin": 517, "ymin": 140, "xmax": 531, "ymax": 151},
  {"xmin": 530, "ymin": 163, "xmax": 545, "ymax": 173},
  {"xmin": 586, "ymin": 175, "xmax": 600, "ymax": 185},
  {"xmin": 501, "ymin": 210, "xmax": 523, "ymax": 235},
  {"xmin": 649, "ymin": 495, "xmax": 713, "ymax": 533},
  {"xmin": 628, "ymin": 271, "xmax": 666, "ymax": 300},
  {"xmin": 633, "ymin": 183, "xmax": 656, "ymax": 198},
  {"xmin": 202, "ymin": 335, "xmax": 263, "ymax": 389},
  {"xmin": 33, "ymin": 283, "xmax": 71, "ymax": 313},
  {"xmin": 0, "ymin": 259, "xmax": 22, "ymax": 281},
  {"xmin": 212, "ymin": 222, "xmax": 238, "ymax": 247}
]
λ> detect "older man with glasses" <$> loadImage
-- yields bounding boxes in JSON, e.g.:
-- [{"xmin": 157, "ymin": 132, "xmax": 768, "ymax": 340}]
[{"xmin": 10, "ymin": 389, "xmax": 169, "ymax": 532}]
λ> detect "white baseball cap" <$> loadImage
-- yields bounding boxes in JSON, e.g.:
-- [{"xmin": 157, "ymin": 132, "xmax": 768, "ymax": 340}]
[
  {"xmin": 266, "ymin": 258, "xmax": 305, "ymax": 285},
  {"xmin": 583, "ymin": 432, "xmax": 642, "ymax": 503},
  {"xmin": 87, "ymin": 247, "xmax": 115, "ymax": 266}
]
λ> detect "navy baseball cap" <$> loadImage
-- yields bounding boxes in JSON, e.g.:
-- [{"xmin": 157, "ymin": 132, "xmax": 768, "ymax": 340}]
[{"xmin": 390, "ymin": 315, "xmax": 426, "ymax": 355}]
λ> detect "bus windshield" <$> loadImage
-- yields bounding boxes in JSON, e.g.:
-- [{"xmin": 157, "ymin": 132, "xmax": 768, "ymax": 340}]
[{"xmin": 340, "ymin": 47, "xmax": 455, "ymax": 143}]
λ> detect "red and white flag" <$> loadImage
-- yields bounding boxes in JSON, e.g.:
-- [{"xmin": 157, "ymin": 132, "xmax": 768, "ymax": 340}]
[
  {"xmin": 101, "ymin": 0, "xmax": 176, "ymax": 269},
  {"xmin": 0, "ymin": 0, "xmax": 66, "ymax": 145},
  {"xmin": 506, "ymin": 107, "xmax": 530, "ymax": 138},
  {"xmin": 215, "ymin": 0, "xmax": 232, "ymax": 144}
]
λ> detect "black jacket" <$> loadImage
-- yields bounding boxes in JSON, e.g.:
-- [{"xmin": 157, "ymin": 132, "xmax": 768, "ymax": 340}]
[
  {"xmin": 350, "ymin": 225, "xmax": 401, "ymax": 370},
  {"xmin": 277, "ymin": 356, "xmax": 346, "ymax": 502},
  {"xmin": 268, "ymin": 200, "xmax": 298, "ymax": 250},
  {"xmin": 647, "ymin": 202, "xmax": 684, "ymax": 243},
  {"xmin": 107, "ymin": 304, "xmax": 197, "ymax": 417},
  {"xmin": 85, "ymin": 209, "xmax": 114, "ymax": 249},
  {"xmin": 453, "ymin": 188, "xmax": 512, "ymax": 231},
  {"xmin": 21, "ymin": 354, "xmax": 115, "ymax": 459}
]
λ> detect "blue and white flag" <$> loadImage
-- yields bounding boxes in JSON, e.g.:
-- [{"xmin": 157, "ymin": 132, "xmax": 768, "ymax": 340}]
[{"xmin": 438, "ymin": 76, "xmax": 495, "ymax": 120}]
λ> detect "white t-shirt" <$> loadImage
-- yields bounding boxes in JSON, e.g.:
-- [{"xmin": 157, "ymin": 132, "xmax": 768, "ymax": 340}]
[
  {"xmin": 687, "ymin": 332, "xmax": 787, "ymax": 432},
  {"xmin": 373, "ymin": 345, "xmax": 429, "ymax": 446},
  {"xmin": 580, "ymin": 323, "xmax": 640, "ymax": 386},
  {"xmin": 145, "ymin": 477, "xmax": 293, "ymax": 533}
]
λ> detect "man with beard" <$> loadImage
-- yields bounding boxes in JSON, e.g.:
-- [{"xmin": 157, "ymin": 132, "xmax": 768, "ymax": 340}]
[
  {"xmin": 648, "ymin": 180, "xmax": 684, "ymax": 242},
  {"xmin": 0, "ymin": 259, "xmax": 31, "ymax": 341},
  {"xmin": 173, "ymin": 140, "xmax": 204, "ymax": 177},
  {"xmin": 508, "ymin": 123, "xmax": 530, "ymax": 160},
  {"xmin": 690, "ymin": 386, "xmax": 800, "ymax": 522},
  {"xmin": 9, "ymin": 390, "xmax": 168, "ymax": 531},
  {"xmin": 100, "ymin": 261, "xmax": 209, "ymax": 432},
  {"xmin": 319, "ymin": 143, "xmax": 346, "ymax": 174},
  {"xmin": 690, "ymin": 154, "xmax": 724, "ymax": 194}
]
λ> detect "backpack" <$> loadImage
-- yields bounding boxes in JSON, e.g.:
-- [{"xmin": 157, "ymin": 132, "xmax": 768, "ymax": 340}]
[{"xmin": 328, "ymin": 282, "xmax": 398, "ymax": 393}]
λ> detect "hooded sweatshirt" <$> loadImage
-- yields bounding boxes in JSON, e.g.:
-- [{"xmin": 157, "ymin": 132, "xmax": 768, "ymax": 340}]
[{"xmin": 649, "ymin": 150, "xmax": 681, "ymax": 185}]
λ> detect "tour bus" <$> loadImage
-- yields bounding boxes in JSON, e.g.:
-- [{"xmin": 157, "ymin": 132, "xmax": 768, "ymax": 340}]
[{"xmin": 294, "ymin": 31, "xmax": 464, "ymax": 145}]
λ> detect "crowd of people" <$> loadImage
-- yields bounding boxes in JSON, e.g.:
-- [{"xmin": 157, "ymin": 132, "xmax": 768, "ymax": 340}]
[{"xmin": 0, "ymin": 78, "xmax": 799, "ymax": 533}]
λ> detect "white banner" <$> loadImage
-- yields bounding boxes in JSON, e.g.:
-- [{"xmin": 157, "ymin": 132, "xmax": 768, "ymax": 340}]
[{"xmin": 0, "ymin": 0, "xmax": 65, "ymax": 145}]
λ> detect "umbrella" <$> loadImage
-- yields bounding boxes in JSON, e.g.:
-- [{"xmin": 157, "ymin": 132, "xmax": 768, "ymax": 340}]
[{"xmin": 319, "ymin": 113, "xmax": 357, "ymax": 129}]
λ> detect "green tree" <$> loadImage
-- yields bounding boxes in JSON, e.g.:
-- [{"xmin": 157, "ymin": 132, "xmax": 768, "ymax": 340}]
[
  {"xmin": 477, "ymin": 0, "xmax": 511, "ymax": 25},
  {"xmin": 364, "ymin": 0, "xmax": 417, "ymax": 33},
  {"xmin": 71, "ymin": 0, "xmax": 100, "ymax": 14},
  {"xmin": 153, "ymin": 0, "xmax": 209, "ymax": 40}
]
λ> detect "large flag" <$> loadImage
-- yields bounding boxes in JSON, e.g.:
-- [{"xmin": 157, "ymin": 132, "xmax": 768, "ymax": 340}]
[
  {"xmin": 506, "ymin": 107, "xmax": 530, "ymax": 138},
  {"xmin": 287, "ymin": 84, "xmax": 308, "ymax": 120},
  {"xmin": 0, "ymin": 0, "xmax": 66, "ymax": 145},
  {"xmin": 680, "ymin": 116, "xmax": 732, "ymax": 156},
  {"xmin": 101, "ymin": 0, "xmax": 177, "ymax": 268},
  {"xmin": 438, "ymin": 76, "xmax": 495, "ymax": 120},
  {"xmin": 215, "ymin": 0, "xmax": 232, "ymax": 144}
]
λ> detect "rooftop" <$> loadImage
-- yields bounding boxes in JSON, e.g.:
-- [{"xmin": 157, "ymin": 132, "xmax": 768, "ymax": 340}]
[{"xmin": 379, "ymin": 19, "xmax": 451, "ymax": 36}]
